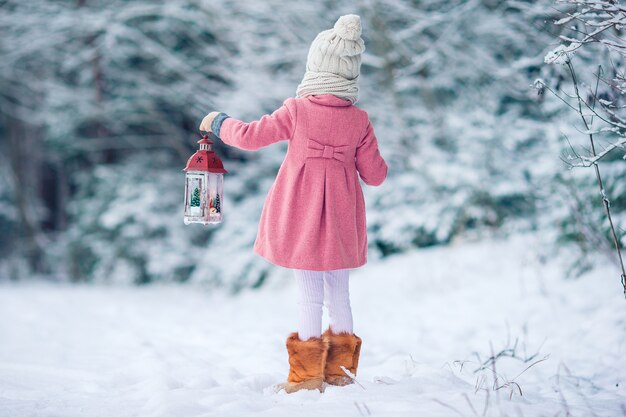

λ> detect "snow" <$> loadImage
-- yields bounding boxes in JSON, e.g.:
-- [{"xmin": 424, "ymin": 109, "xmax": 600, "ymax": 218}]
[
  {"xmin": 544, "ymin": 44, "xmax": 576, "ymax": 65},
  {"xmin": 0, "ymin": 235, "xmax": 624, "ymax": 417}
]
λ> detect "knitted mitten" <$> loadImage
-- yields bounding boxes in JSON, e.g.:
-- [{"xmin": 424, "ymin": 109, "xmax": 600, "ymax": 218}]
[
  {"xmin": 278, "ymin": 332, "xmax": 329, "ymax": 394},
  {"xmin": 322, "ymin": 329, "xmax": 362, "ymax": 386}
]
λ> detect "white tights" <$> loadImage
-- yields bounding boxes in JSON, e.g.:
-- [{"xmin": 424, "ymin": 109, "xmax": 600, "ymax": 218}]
[{"xmin": 293, "ymin": 269, "xmax": 353, "ymax": 340}]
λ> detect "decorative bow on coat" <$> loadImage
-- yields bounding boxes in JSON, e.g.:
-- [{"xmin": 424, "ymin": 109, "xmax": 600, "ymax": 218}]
[{"xmin": 306, "ymin": 138, "xmax": 350, "ymax": 162}]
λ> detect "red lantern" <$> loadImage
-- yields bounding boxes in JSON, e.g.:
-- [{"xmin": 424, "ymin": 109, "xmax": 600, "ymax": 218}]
[{"xmin": 183, "ymin": 133, "xmax": 227, "ymax": 225}]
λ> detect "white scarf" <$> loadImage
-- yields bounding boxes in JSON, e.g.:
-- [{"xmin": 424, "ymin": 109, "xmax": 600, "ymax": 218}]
[{"xmin": 296, "ymin": 71, "xmax": 359, "ymax": 104}]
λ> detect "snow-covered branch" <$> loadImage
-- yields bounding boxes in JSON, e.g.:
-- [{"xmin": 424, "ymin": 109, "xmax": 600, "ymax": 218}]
[
  {"xmin": 541, "ymin": 5, "xmax": 626, "ymax": 294},
  {"xmin": 573, "ymin": 137, "xmax": 626, "ymax": 166}
]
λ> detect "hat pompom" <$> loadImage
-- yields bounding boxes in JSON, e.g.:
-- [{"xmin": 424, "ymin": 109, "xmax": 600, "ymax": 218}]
[{"xmin": 334, "ymin": 14, "xmax": 362, "ymax": 41}]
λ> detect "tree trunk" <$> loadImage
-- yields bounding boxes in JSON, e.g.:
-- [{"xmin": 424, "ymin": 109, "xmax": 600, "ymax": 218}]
[{"xmin": 6, "ymin": 114, "xmax": 47, "ymax": 274}]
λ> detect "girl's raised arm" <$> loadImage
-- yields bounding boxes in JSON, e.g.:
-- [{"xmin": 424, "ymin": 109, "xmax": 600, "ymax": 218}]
[{"xmin": 207, "ymin": 98, "xmax": 297, "ymax": 151}]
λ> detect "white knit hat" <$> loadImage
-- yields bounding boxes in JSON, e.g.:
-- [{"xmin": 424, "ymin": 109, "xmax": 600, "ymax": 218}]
[{"xmin": 296, "ymin": 15, "xmax": 365, "ymax": 104}]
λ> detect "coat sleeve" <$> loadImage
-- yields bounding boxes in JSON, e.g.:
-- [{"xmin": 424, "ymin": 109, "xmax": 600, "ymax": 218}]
[
  {"xmin": 217, "ymin": 99, "xmax": 296, "ymax": 151},
  {"xmin": 355, "ymin": 120, "xmax": 388, "ymax": 186}
]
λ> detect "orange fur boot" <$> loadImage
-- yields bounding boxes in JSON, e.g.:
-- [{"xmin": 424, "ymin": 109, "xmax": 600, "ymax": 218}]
[
  {"xmin": 278, "ymin": 332, "xmax": 329, "ymax": 394},
  {"xmin": 322, "ymin": 329, "xmax": 362, "ymax": 386}
]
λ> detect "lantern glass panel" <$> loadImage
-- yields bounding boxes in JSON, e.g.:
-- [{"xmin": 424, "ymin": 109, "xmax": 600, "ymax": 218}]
[
  {"xmin": 207, "ymin": 173, "xmax": 224, "ymax": 223},
  {"xmin": 184, "ymin": 172, "xmax": 206, "ymax": 224},
  {"xmin": 183, "ymin": 171, "xmax": 224, "ymax": 225}
]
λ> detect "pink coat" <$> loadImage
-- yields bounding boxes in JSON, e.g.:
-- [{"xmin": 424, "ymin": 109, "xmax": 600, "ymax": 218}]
[{"xmin": 219, "ymin": 94, "xmax": 388, "ymax": 271}]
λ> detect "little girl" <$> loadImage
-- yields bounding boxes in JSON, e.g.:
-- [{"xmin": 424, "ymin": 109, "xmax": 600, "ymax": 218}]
[{"xmin": 199, "ymin": 14, "xmax": 387, "ymax": 393}]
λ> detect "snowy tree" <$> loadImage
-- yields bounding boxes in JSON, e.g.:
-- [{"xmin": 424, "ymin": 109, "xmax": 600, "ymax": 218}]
[
  {"xmin": 0, "ymin": 0, "xmax": 609, "ymax": 290},
  {"xmin": 0, "ymin": 0, "xmax": 232, "ymax": 280},
  {"xmin": 191, "ymin": 188, "xmax": 201, "ymax": 208},
  {"xmin": 539, "ymin": 0, "xmax": 626, "ymax": 288},
  {"xmin": 214, "ymin": 194, "xmax": 221, "ymax": 213}
]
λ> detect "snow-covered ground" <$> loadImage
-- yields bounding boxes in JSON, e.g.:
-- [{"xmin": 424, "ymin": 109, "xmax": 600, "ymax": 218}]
[{"xmin": 1, "ymin": 235, "xmax": 624, "ymax": 417}]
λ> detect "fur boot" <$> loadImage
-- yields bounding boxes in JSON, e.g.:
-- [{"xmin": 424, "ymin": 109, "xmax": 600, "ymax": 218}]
[
  {"xmin": 278, "ymin": 332, "xmax": 329, "ymax": 394},
  {"xmin": 322, "ymin": 329, "xmax": 362, "ymax": 386}
]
